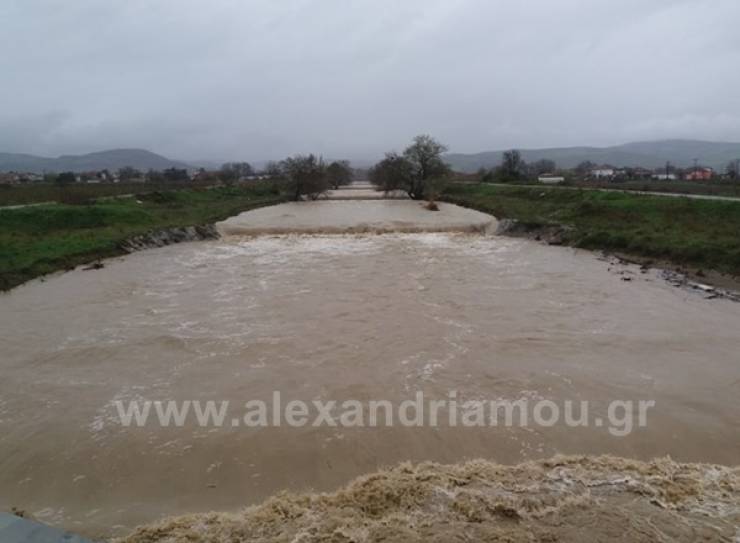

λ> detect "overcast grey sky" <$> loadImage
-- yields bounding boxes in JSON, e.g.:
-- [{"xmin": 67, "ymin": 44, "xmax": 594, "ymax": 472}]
[{"xmin": 2, "ymin": 0, "xmax": 740, "ymax": 162}]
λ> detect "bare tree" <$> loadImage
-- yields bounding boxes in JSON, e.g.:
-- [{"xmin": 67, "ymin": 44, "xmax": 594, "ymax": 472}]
[
  {"xmin": 402, "ymin": 135, "xmax": 450, "ymax": 199},
  {"xmin": 281, "ymin": 154, "xmax": 329, "ymax": 201},
  {"xmin": 220, "ymin": 162, "xmax": 254, "ymax": 183},
  {"xmin": 575, "ymin": 161, "xmax": 596, "ymax": 175},
  {"xmin": 326, "ymin": 160, "xmax": 353, "ymax": 189},
  {"xmin": 495, "ymin": 150, "xmax": 526, "ymax": 182},
  {"xmin": 528, "ymin": 159, "xmax": 556, "ymax": 177},
  {"xmin": 263, "ymin": 161, "xmax": 283, "ymax": 178},
  {"xmin": 118, "ymin": 166, "xmax": 141, "ymax": 181},
  {"xmin": 726, "ymin": 160, "xmax": 740, "ymax": 180},
  {"xmin": 369, "ymin": 135, "xmax": 450, "ymax": 200},
  {"xmin": 369, "ymin": 152, "xmax": 414, "ymax": 193}
]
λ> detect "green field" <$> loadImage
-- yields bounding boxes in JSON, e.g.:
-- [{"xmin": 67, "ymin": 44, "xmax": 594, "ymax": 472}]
[
  {"xmin": 0, "ymin": 184, "xmax": 285, "ymax": 291},
  {"xmin": 571, "ymin": 180, "xmax": 740, "ymax": 197},
  {"xmin": 0, "ymin": 181, "xmax": 216, "ymax": 207},
  {"xmin": 442, "ymin": 184, "xmax": 740, "ymax": 276},
  {"xmin": 452, "ymin": 178, "xmax": 740, "ymax": 198}
]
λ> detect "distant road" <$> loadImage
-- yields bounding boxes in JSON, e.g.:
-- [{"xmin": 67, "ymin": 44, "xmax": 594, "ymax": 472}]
[
  {"xmin": 1, "ymin": 201, "xmax": 51, "ymax": 210},
  {"xmin": 485, "ymin": 183, "xmax": 740, "ymax": 202},
  {"xmin": 0, "ymin": 193, "xmax": 136, "ymax": 210}
]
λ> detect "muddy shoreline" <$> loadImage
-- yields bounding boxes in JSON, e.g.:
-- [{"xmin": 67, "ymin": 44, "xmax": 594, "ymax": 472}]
[
  {"xmin": 119, "ymin": 224, "xmax": 220, "ymax": 253},
  {"xmin": 495, "ymin": 217, "xmax": 740, "ymax": 299}
]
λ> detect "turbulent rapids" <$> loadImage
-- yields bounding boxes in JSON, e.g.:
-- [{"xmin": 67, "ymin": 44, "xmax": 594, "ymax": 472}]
[
  {"xmin": 122, "ymin": 455, "xmax": 740, "ymax": 542},
  {"xmin": 215, "ymin": 200, "xmax": 496, "ymax": 235}
]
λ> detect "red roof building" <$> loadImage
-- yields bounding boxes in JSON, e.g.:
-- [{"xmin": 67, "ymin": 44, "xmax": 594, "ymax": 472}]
[{"xmin": 685, "ymin": 167, "xmax": 713, "ymax": 181}]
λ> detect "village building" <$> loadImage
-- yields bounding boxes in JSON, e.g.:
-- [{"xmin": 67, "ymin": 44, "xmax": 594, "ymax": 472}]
[
  {"xmin": 652, "ymin": 172, "xmax": 678, "ymax": 181},
  {"xmin": 538, "ymin": 173, "xmax": 565, "ymax": 184},
  {"xmin": 684, "ymin": 167, "xmax": 713, "ymax": 181},
  {"xmin": 589, "ymin": 166, "xmax": 615, "ymax": 179}
]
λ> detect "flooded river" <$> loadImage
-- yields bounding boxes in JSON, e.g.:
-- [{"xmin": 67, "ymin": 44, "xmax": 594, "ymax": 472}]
[{"xmin": 1, "ymin": 202, "xmax": 739, "ymax": 539}]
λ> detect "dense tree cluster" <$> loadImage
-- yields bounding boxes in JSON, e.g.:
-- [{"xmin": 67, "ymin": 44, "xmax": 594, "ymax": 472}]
[
  {"xmin": 118, "ymin": 166, "xmax": 142, "ymax": 181},
  {"xmin": 280, "ymin": 154, "xmax": 329, "ymax": 201},
  {"xmin": 726, "ymin": 160, "xmax": 740, "ymax": 180},
  {"xmin": 55, "ymin": 171, "xmax": 77, "ymax": 185},
  {"xmin": 369, "ymin": 135, "xmax": 450, "ymax": 200},
  {"xmin": 478, "ymin": 151, "xmax": 559, "ymax": 183},
  {"xmin": 264, "ymin": 156, "xmax": 354, "ymax": 201},
  {"xmin": 326, "ymin": 160, "xmax": 353, "ymax": 190},
  {"xmin": 220, "ymin": 162, "xmax": 254, "ymax": 183}
]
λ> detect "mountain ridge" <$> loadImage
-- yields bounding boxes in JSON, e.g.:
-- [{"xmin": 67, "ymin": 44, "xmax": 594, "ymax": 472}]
[
  {"xmin": 4, "ymin": 139, "xmax": 740, "ymax": 174},
  {"xmin": 444, "ymin": 139, "xmax": 740, "ymax": 172},
  {"xmin": 0, "ymin": 149, "xmax": 189, "ymax": 173}
]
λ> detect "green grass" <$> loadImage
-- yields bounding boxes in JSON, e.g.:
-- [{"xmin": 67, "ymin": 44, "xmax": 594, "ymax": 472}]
[
  {"xmin": 441, "ymin": 184, "xmax": 740, "ymax": 276},
  {"xmin": 0, "ymin": 183, "xmax": 286, "ymax": 291},
  {"xmin": 451, "ymin": 177, "xmax": 740, "ymax": 198},
  {"xmin": 0, "ymin": 182, "xmax": 212, "ymax": 207}
]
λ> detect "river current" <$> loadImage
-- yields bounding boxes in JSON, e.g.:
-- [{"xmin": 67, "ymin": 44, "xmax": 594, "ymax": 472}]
[{"xmin": 1, "ymin": 201, "xmax": 739, "ymax": 540}]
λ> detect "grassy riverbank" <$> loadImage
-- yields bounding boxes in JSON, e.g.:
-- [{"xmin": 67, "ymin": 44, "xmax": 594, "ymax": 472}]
[
  {"xmin": 570, "ymin": 180, "xmax": 740, "ymax": 198},
  {"xmin": 442, "ymin": 184, "xmax": 740, "ymax": 277},
  {"xmin": 0, "ymin": 184, "xmax": 285, "ymax": 291},
  {"xmin": 452, "ymin": 179, "xmax": 740, "ymax": 198}
]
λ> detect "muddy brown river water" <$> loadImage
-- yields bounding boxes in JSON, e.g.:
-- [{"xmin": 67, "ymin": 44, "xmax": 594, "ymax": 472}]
[{"xmin": 1, "ymin": 202, "xmax": 739, "ymax": 540}]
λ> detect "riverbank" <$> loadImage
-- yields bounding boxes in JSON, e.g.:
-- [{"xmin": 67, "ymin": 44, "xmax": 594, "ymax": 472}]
[
  {"xmin": 458, "ymin": 178, "xmax": 740, "ymax": 199},
  {"xmin": 442, "ymin": 183, "xmax": 740, "ymax": 287},
  {"xmin": 0, "ymin": 184, "xmax": 285, "ymax": 291},
  {"xmin": 0, "ymin": 181, "xmax": 224, "ymax": 207}
]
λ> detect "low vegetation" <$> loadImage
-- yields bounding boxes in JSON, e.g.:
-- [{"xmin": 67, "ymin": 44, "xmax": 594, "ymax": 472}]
[
  {"xmin": 0, "ymin": 183, "xmax": 285, "ymax": 291},
  {"xmin": 442, "ymin": 183, "xmax": 740, "ymax": 276}
]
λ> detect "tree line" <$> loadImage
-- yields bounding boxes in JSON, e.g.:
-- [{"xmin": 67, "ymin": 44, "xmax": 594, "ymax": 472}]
[
  {"xmin": 262, "ymin": 157, "xmax": 353, "ymax": 200},
  {"xmin": 42, "ymin": 158, "xmax": 354, "ymax": 199},
  {"xmin": 477, "ymin": 151, "xmax": 557, "ymax": 183},
  {"xmin": 267, "ymin": 136, "xmax": 454, "ymax": 202}
]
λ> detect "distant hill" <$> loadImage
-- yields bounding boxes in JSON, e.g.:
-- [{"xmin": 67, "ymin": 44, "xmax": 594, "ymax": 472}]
[
  {"xmin": 0, "ymin": 149, "xmax": 189, "ymax": 173},
  {"xmin": 444, "ymin": 139, "xmax": 740, "ymax": 172}
]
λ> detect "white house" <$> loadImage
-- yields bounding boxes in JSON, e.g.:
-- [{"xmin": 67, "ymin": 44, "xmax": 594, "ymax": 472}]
[
  {"xmin": 590, "ymin": 167, "xmax": 615, "ymax": 179},
  {"xmin": 652, "ymin": 173, "xmax": 677, "ymax": 181},
  {"xmin": 538, "ymin": 174, "xmax": 565, "ymax": 184}
]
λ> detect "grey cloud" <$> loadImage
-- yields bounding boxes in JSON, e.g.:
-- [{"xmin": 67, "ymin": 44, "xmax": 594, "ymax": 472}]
[{"xmin": 1, "ymin": 0, "xmax": 739, "ymax": 162}]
